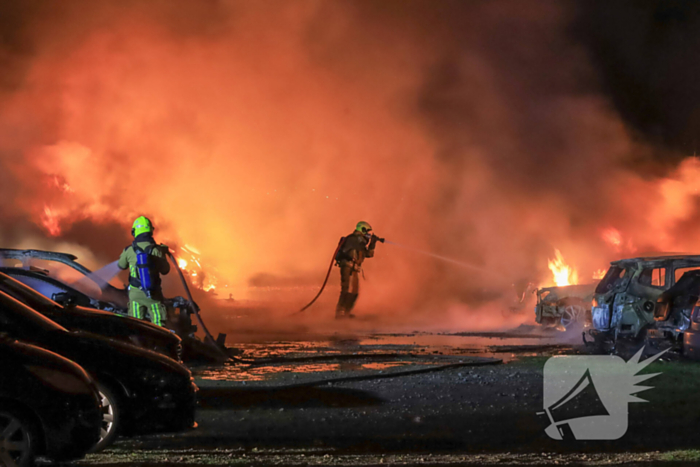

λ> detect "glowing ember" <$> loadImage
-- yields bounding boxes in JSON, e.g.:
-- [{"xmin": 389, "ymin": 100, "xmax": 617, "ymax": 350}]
[
  {"xmin": 41, "ymin": 206, "xmax": 61, "ymax": 237},
  {"xmin": 548, "ymin": 249, "xmax": 578, "ymax": 287},
  {"xmin": 593, "ymin": 268, "xmax": 607, "ymax": 280},
  {"xmin": 178, "ymin": 258, "xmax": 188, "ymax": 269}
]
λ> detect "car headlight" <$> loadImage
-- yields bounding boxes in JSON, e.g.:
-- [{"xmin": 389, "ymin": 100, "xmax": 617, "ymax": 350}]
[{"xmin": 26, "ymin": 365, "xmax": 94, "ymax": 395}]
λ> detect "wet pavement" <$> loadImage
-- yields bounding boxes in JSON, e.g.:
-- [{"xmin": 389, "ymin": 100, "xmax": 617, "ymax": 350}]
[
  {"xmin": 70, "ymin": 325, "xmax": 698, "ymax": 466},
  {"xmin": 194, "ymin": 326, "xmax": 579, "ymax": 385}
]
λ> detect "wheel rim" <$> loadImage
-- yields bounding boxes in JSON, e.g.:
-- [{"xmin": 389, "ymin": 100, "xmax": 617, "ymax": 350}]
[
  {"xmin": 99, "ymin": 390, "xmax": 116, "ymax": 443},
  {"xmin": 561, "ymin": 305, "xmax": 583, "ymax": 329},
  {"xmin": 0, "ymin": 413, "xmax": 30, "ymax": 467}
]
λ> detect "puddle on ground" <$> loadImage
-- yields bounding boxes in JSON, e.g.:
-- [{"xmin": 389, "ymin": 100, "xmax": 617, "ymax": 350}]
[
  {"xmin": 197, "ymin": 360, "xmax": 418, "ymax": 382},
  {"xmin": 195, "ymin": 330, "xmax": 576, "ymax": 382}
]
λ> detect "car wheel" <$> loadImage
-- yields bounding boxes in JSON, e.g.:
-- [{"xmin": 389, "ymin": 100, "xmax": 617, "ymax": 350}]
[
  {"xmin": 0, "ymin": 410, "xmax": 39, "ymax": 467},
  {"xmin": 561, "ymin": 305, "xmax": 584, "ymax": 329},
  {"xmin": 89, "ymin": 383, "xmax": 120, "ymax": 453}
]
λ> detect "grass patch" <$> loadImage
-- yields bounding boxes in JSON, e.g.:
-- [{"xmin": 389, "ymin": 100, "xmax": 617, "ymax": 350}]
[{"xmin": 660, "ymin": 449, "xmax": 700, "ymax": 461}]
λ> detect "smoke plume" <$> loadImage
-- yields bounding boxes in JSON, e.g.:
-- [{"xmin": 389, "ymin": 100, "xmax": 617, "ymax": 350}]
[{"xmin": 1, "ymin": 0, "xmax": 699, "ymax": 331}]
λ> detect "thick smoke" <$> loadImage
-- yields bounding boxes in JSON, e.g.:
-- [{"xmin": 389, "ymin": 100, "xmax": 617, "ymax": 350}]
[{"xmin": 0, "ymin": 0, "xmax": 698, "ymax": 332}]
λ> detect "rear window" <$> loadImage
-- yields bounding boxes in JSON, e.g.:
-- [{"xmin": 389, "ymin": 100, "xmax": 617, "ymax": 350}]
[
  {"xmin": 595, "ymin": 266, "xmax": 627, "ymax": 294},
  {"xmin": 639, "ymin": 267, "xmax": 666, "ymax": 288}
]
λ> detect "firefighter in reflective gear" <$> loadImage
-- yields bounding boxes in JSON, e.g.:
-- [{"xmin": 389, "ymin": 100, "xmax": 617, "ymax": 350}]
[
  {"xmin": 335, "ymin": 221, "xmax": 380, "ymax": 319},
  {"xmin": 117, "ymin": 216, "xmax": 171, "ymax": 327}
]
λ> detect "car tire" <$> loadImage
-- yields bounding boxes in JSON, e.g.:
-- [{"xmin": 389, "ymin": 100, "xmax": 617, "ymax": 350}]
[
  {"xmin": 89, "ymin": 383, "xmax": 120, "ymax": 453},
  {"xmin": 0, "ymin": 409, "xmax": 40, "ymax": 467},
  {"xmin": 560, "ymin": 304, "xmax": 585, "ymax": 329}
]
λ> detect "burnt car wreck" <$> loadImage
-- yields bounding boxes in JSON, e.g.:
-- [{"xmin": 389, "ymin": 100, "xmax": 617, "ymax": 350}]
[
  {"xmin": 586, "ymin": 255, "xmax": 700, "ymax": 354},
  {"xmin": 535, "ymin": 283, "xmax": 595, "ymax": 329}
]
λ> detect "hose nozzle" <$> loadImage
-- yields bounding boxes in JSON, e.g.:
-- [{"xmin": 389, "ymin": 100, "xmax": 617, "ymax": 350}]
[{"xmin": 372, "ymin": 234, "xmax": 385, "ymax": 243}]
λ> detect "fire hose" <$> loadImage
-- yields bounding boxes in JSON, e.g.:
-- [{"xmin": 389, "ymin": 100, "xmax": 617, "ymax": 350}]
[
  {"xmin": 295, "ymin": 237, "xmax": 347, "ymax": 314},
  {"xmin": 295, "ymin": 234, "xmax": 385, "ymax": 314},
  {"xmin": 166, "ymin": 250, "xmax": 230, "ymax": 360}
]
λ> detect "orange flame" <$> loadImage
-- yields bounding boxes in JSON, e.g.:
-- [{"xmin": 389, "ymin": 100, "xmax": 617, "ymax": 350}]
[
  {"xmin": 548, "ymin": 249, "xmax": 578, "ymax": 287},
  {"xmin": 602, "ymin": 227, "xmax": 622, "ymax": 248},
  {"xmin": 593, "ymin": 268, "xmax": 607, "ymax": 280},
  {"xmin": 41, "ymin": 206, "xmax": 61, "ymax": 237}
]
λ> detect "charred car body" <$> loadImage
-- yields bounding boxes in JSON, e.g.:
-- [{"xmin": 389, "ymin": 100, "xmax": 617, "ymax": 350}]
[
  {"xmin": 535, "ymin": 283, "xmax": 595, "ymax": 329},
  {"xmin": 587, "ymin": 255, "xmax": 700, "ymax": 347}
]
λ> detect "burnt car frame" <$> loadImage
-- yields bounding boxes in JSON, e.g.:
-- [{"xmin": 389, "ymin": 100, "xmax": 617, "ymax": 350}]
[
  {"xmin": 587, "ymin": 255, "xmax": 700, "ymax": 345},
  {"xmin": 535, "ymin": 283, "xmax": 595, "ymax": 329}
]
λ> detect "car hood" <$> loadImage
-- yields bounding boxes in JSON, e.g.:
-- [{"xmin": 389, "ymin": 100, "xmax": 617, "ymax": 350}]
[
  {"xmin": 69, "ymin": 305, "xmax": 180, "ymax": 342},
  {"xmin": 1, "ymin": 338, "xmax": 91, "ymax": 381},
  {"xmin": 44, "ymin": 330, "xmax": 189, "ymax": 378}
]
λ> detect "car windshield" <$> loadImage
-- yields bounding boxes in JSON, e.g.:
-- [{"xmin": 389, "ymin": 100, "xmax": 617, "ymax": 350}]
[
  {"xmin": 0, "ymin": 271, "xmax": 59, "ymax": 310},
  {"xmin": 0, "ymin": 290, "xmax": 66, "ymax": 333},
  {"xmin": 24, "ymin": 259, "xmax": 105, "ymax": 299},
  {"xmin": 595, "ymin": 266, "xmax": 628, "ymax": 294}
]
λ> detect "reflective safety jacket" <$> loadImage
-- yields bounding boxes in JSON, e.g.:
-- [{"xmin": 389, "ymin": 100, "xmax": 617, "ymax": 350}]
[{"xmin": 118, "ymin": 234, "xmax": 170, "ymax": 295}]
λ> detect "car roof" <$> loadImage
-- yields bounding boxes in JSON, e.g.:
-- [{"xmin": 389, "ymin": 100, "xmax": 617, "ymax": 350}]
[
  {"xmin": 611, "ymin": 255, "xmax": 700, "ymax": 267},
  {"xmin": 0, "ymin": 248, "xmax": 79, "ymax": 262}
]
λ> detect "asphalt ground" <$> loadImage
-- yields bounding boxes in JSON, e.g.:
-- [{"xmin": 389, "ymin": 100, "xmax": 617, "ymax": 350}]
[{"xmin": 49, "ymin": 328, "xmax": 700, "ymax": 467}]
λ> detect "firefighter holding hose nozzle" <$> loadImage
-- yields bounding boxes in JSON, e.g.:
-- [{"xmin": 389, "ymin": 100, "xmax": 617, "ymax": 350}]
[
  {"xmin": 117, "ymin": 216, "xmax": 171, "ymax": 327},
  {"xmin": 335, "ymin": 221, "xmax": 384, "ymax": 319}
]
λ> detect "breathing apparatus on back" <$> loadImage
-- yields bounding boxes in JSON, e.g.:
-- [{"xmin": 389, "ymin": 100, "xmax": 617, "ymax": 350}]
[
  {"xmin": 129, "ymin": 216, "xmax": 159, "ymax": 298},
  {"xmin": 297, "ymin": 221, "xmax": 385, "ymax": 314}
]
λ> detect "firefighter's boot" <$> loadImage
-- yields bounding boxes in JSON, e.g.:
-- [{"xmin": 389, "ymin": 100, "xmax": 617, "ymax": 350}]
[
  {"xmin": 336, "ymin": 292, "xmax": 348, "ymax": 319},
  {"xmin": 344, "ymin": 293, "xmax": 359, "ymax": 318}
]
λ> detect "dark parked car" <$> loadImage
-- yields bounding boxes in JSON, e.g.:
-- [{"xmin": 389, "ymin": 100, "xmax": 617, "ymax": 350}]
[
  {"xmin": 0, "ymin": 271, "xmax": 182, "ymax": 361},
  {"xmin": 0, "ymin": 337, "xmax": 101, "ymax": 466},
  {"xmin": 0, "ymin": 249, "xmax": 231, "ymax": 362},
  {"xmin": 0, "ymin": 290, "xmax": 197, "ymax": 452},
  {"xmin": 0, "ymin": 249, "xmax": 127, "ymax": 312}
]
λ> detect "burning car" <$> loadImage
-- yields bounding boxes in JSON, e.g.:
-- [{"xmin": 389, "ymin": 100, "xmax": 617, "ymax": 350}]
[
  {"xmin": 535, "ymin": 283, "xmax": 595, "ymax": 329},
  {"xmin": 587, "ymin": 255, "xmax": 700, "ymax": 347}
]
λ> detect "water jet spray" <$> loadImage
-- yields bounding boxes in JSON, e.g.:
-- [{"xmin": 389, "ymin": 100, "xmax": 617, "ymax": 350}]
[{"xmin": 383, "ymin": 240, "xmax": 504, "ymax": 278}]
